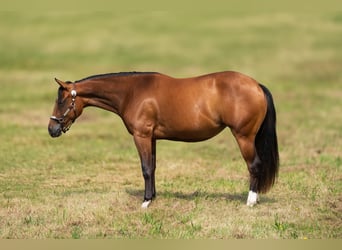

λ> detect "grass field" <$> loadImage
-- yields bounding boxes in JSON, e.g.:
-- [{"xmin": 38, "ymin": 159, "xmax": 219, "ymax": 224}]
[{"xmin": 0, "ymin": 6, "xmax": 341, "ymax": 239}]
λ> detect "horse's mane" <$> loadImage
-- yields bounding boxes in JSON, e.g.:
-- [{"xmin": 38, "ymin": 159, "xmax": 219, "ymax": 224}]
[{"xmin": 74, "ymin": 72, "xmax": 158, "ymax": 83}]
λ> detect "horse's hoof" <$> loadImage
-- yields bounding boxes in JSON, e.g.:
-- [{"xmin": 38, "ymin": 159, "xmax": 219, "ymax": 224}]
[
  {"xmin": 246, "ymin": 191, "xmax": 258, "ymax": 207},
  {"xmin": 141, "ymin": 200, "xmax": 152, "ymax": 208}
]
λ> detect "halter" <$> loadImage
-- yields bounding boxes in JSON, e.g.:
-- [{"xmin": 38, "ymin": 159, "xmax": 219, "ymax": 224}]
[{"xmin": 50, "ymin": 89, "xmax": 77, "ymax": 133}]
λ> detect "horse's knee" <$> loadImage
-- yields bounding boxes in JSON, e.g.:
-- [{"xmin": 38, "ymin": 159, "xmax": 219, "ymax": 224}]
[
  {"xmin": 142, "ymin": 167, "xmax": 150, "ymax": 180},
  {"xmin": 141, "ymin": 164, "xmax": 154, "ymax": 180}
]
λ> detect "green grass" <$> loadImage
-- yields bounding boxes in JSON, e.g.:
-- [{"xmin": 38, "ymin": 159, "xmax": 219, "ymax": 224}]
[{"xmin": 0, "ymin": 5, "xmax": 341, "ymax": 238}]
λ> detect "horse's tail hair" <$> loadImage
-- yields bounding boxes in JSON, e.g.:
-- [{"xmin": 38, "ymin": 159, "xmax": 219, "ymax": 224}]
[{"xmin": 254, "ymin": 84, "xmax": 279, "ymax": 193}]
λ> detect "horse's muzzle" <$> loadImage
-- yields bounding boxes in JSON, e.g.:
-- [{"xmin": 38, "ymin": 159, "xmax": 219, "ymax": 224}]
[{"xmin": 48, "ymin": 123, "xmax": 62, "ymax": 138}]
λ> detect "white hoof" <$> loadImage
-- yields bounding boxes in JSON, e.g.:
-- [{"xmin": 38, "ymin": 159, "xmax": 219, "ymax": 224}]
[
  {"xmin": 141, "ymin": 200, "xmax": 152, "ymax": 209},
  {"xmin": 246, "ymin": 191, "xmax": 259, "ymax": 207}
]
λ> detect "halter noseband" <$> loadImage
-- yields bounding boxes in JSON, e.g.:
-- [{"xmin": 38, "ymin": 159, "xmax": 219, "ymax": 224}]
[{"xmin": 50, "ymin": 89, "xmax": 77, "ymax": 133}]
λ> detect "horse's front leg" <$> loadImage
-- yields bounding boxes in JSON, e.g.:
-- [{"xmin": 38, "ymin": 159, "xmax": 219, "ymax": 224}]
[
  {"xmin": 133, "ymin": 135, "xmax": 156, "ymax": 208},
  {"xmin": 151, "ymin": 138, "xmax": 157, "ymax": 199}
]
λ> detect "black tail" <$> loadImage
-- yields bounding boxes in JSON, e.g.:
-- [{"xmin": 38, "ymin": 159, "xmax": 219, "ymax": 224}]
[{"xmin": 254, "ymin": 84, "xmax": 279, "ymax": 193}]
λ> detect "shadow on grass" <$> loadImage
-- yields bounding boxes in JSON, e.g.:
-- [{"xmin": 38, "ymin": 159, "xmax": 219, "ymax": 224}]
[{"xmin": 126, "ymin": 188, "xmax": 276, "ymax": 205}]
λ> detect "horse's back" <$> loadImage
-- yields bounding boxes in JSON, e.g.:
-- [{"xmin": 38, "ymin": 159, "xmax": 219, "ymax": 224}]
[{"xmin": 155, "ymin": 71, "xmax": 266, "ymax": 123}]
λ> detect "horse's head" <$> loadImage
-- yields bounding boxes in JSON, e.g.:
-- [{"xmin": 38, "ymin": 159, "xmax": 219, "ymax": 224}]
[{"xmin": 48, "ymin": 78, "xmax": 83, "ymax": 137}]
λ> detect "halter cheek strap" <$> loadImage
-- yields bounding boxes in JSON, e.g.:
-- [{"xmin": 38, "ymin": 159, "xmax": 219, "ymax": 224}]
[{"xmin": 50, "ymin": 89, "xmax": 78, "ymax": 132}]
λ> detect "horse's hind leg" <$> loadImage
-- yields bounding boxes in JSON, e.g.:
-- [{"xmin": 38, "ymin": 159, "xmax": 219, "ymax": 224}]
[{"xmin": 233, "ymin": 133, "xmax": 260, "ymax": 206}]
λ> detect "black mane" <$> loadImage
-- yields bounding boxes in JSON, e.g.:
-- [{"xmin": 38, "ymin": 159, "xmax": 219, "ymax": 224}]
[{"xmin": 74, "ymin": 71, "xmax": 158, "ymax": 83}]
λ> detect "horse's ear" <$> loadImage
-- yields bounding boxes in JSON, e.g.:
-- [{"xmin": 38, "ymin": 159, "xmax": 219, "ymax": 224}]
[{"xmin": 54, "ymin": 78, "xmax": 68, "ymax": 89}]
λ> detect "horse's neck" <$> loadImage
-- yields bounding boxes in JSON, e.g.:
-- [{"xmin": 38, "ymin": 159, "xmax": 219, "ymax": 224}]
[{"xmin": 79, "ymin": 78, "xmax": 132, "ymax": 115}]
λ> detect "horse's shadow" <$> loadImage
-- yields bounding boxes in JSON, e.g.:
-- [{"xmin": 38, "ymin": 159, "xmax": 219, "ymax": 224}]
[{"xmin": 126, "ymin": 188, "xmax": 276, "ymax": 205}]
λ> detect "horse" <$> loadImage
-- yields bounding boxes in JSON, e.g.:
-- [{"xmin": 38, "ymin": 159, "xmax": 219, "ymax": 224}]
[{"xmin": 48, "ymin": 71, "xmax": 279, "ymax": 208}]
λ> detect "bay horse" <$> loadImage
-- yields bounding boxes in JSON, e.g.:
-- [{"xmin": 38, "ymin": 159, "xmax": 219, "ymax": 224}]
[{"xmin": 48, "ymin": 71, "xmax": 279, "ymax": 208}]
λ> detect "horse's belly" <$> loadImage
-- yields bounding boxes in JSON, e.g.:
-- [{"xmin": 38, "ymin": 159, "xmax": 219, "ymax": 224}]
[{"xmin": 153, "ymin": 122, "xmax": 225, "ymax": 142}]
